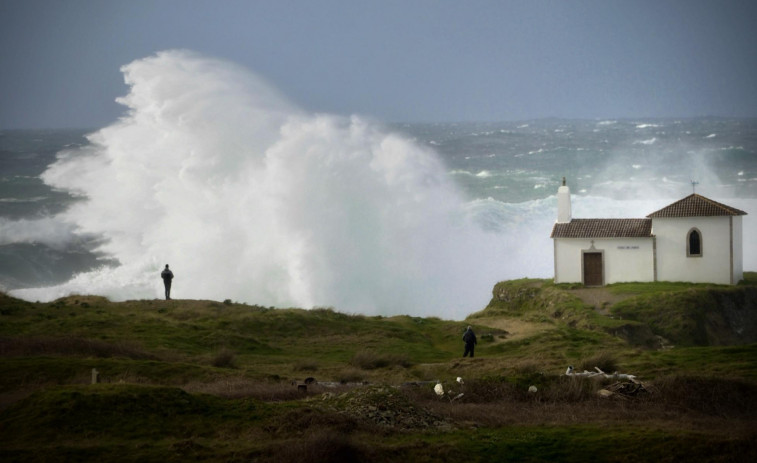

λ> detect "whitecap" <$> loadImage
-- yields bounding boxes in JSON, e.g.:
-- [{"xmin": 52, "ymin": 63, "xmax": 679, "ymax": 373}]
[
  {"xmin": 0, "ymin": 196, "xmax": 48, "ymax": 203},
  {"xmin": 0, "ymin": 217, "xmax": 79, "ymax": 250}
]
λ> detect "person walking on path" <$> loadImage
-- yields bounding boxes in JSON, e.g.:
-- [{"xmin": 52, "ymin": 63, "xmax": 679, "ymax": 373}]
[
  {"xmin": 161, "ymin": 264, "xmax": 174, "ymax": 300},
  {"xmin": 462, "ymin": 325, "xmax": 477, "ymax": 358}
]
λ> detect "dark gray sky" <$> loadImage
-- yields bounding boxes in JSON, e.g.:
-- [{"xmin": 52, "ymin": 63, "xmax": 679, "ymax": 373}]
[{"xmin": 1, "ymin": 0, "xmax": 756, "ymax": 128}]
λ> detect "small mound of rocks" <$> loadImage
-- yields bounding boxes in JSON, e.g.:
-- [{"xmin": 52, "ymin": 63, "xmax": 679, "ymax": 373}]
[{"xmin": 319, "ymin": 385, "xmax": 449, "ymax": 430}]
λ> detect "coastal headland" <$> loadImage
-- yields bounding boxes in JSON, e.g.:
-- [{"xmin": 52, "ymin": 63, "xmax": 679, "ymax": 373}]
[{"xmin": 2, "ymin": 275, "xmax": 756, "ymax": 461}]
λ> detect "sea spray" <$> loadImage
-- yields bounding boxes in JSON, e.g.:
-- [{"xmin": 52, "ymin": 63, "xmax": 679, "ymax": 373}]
[
  {"xmin": 10, "ymin": 50, "xmax": 508, "ymax": 318},
  {"xmin": 6, "ymin": 52, "xmax": 756, "ymax": 317}
]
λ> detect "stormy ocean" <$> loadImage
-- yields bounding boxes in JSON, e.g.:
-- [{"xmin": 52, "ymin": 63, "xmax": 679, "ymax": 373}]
[{"xmin": 1, "ymin": 51, "xmax": 756, "ymax": 319}]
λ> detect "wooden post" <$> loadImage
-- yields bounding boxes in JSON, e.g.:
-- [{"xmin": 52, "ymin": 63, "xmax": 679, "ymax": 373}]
[{"xmin": 91, "ymin": 368, "xmax": 99, "ymax": 384}]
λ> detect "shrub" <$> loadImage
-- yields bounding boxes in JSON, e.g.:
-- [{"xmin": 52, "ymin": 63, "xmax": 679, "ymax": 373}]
[
  {"xmin": 293, "ymin": 359, "xmax": 319, "ymax": 372},
  {"xmin": 336, "ymin": 368, "xmax": 364, "ymax": 384},
  {"xmin": 211, "ymin": 348, "xmax": 236, "ymax": 368},
  {"xmin": 350, "ymin": 350, "xmax": 411, "ymax": 370},
  {"xmin": 578, "ymin": 351, "xmax": 619, "ymax": 373}
]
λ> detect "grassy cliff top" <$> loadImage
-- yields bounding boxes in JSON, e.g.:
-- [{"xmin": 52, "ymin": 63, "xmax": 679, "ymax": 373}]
[
  {"xmin": 1, "ymin": 273, "xmax": 756, "ymax": 389},
  {"xmin": 2, "ymin": 276, "xmax": 757, "ymax": 460}
]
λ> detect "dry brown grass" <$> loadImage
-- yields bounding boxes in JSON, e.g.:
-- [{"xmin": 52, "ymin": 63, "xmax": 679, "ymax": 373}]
[
  {"xmin": 335, "ymin": 367, "xmax": 365, "ymax": 384},
  {"xmin": 578, "ymin": 351, "xmax": 619, "ymax": 373},
  {"xmin": 398, "ymin": 373, "xmax": 757, "ymax": 436},
  {"xmin": 210, "ymin": 348, "xmax": 237, "ymax": 368},
  {"xmin": 182, "ymin": 378, "xmax": 356, "ymax": 401},
  {"xmin": 569, "ymin": 287, "xmax": 634, "ymax": 311},
  {"xmin": 293, "ymin": 359, "xmax": 319, "ymax": 372},
  {"xmin": 471, "ymin": 316, "xmax": 555, "ymax": 342}
]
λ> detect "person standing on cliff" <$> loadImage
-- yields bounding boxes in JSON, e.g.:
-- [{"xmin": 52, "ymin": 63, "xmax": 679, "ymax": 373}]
[
  {"xmin": 161, "ymin": 264, "xmax": 174, "ymax": 300},
  {"xmin": 462, "ymin": 326, "xmax": 477, "ymax": 358}
]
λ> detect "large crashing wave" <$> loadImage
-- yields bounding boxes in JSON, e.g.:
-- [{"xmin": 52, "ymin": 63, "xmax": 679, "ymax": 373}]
[{"xmin": 10, "ymin": 50, "xmax": 516, "ymax": 318}]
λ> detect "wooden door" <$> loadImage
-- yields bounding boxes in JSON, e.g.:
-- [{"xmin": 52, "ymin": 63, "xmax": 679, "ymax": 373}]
[{"xmin": 583, "ymin": 252, "xmax": 603, "ymax": 286}]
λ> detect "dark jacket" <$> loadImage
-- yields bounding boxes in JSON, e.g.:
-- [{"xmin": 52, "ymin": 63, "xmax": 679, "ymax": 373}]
[
  {"xmin": 161, "ymin": 269, "xmax": 174, "ymax": 282},
  {"xmin": 463, "ymin": 328, "xmax": 477, "ymax": 345}
]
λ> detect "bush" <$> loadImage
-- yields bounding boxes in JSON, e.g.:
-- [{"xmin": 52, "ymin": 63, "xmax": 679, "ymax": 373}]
[
  {"xmin": 294, "ymin": 359, "xmax": 319, "ymax": 372},
  {"xmin": 211, "ymin": 348, "xmax": 236, "ymax": 368},
  {"xmin": 350, "ymin": 350, "xmax": 411, "ymax": 370},
  {"xmin": 578, "ymin": 351, "xmax": 618, "ymax": 373},
  {"xmin": 336, "ymin": 368, "xmax": 364, "ymax": 384}
]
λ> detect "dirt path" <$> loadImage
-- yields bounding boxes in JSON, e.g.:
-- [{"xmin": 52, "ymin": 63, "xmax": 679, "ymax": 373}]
[
  {"xmin": 474, "ymin": 317, "xmax": 556, "ymax": 342},
  {"xmin": 568, "ymin": 288, "xmax": 633, "ymax": 314}
]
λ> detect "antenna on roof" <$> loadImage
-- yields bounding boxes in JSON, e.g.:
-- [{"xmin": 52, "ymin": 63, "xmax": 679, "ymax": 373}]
[{"xmin": 690, "ymin": 179, "xmax": 699, "ymax": 194}]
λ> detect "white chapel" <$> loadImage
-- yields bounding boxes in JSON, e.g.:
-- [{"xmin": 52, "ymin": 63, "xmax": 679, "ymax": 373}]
[{"xmin": 551, "ymin": 178, "xmax": 747, "ymax": 286}]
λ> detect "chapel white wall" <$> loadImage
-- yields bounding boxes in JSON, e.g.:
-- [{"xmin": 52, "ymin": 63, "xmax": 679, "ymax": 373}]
[
  {"xmin": 653, "ymin": 216, "xmax": 733, "ymax": 284},
  {"xmin": 554, "ymin": 237, "xmax": 655, "ymax": 284},
  {"xmin": 733, "ymin": 216, "xmax": 744, "ymax": 283}
]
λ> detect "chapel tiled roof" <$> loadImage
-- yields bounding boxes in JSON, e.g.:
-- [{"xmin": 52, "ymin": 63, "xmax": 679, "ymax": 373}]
[
  {"xmin": 646, "ymin": 194, "xmax": 746, "ymax": 218},
  {"xmin": 550, "ymin": 218, "xmax": 653, "ymax": 239}
]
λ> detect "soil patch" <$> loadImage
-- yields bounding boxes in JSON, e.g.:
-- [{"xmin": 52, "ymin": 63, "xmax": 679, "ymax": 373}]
[
  {"xmin": 474, "ymin": 317, "xmax": 555, "ymax": 342},
  {"xmin": 569, "ymin": 288, "xmax": 633, "ymax": 314}
]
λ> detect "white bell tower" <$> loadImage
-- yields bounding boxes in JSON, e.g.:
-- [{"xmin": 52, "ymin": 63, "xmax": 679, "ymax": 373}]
[{"xmin": 557, "ymin": 177, "xmax": 571, "ymax": 223}]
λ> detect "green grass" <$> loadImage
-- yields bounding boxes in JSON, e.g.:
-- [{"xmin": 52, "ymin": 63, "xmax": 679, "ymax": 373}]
[
  {"xmin": 2, "ymin": 278, "xmax": 757, "ymax": 461},
  {"xmin": 624, "ymin": 344, "xmax": 757, "ymax": 380},
  {"xmin": 606, "ymin": 280, "xmax": 726, "ymax": 295},
  {"xmin": 611, "ymin": 286, "xmax": 757, "ymax": 346}
]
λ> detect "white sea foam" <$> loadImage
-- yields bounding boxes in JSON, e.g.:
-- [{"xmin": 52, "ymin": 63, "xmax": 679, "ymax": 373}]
[
  {"xmin": 9, "ymin": 50, "xmax": 511, "ymax": 319},
  {"xmin": 8, "ymin": 52, "xmax": 757, "ymax": 318},
  {"xmin": 0, "ymin": 197, "xmax": 48, "ymax": 203},
  {"xmin": 0, "ymin": 217, "xmax": 78, "ymax": 250}
]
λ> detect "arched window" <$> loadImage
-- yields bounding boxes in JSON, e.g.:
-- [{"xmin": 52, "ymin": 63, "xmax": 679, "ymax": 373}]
[{"xmin": 687, "ymin": 228, "xmax": 702, "ymax": 257}]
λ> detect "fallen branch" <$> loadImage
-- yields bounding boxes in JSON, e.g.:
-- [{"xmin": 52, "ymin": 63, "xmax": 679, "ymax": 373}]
[{"xmin": 564, "ymin": 365, "xmax": 638, "ymax": 382}]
